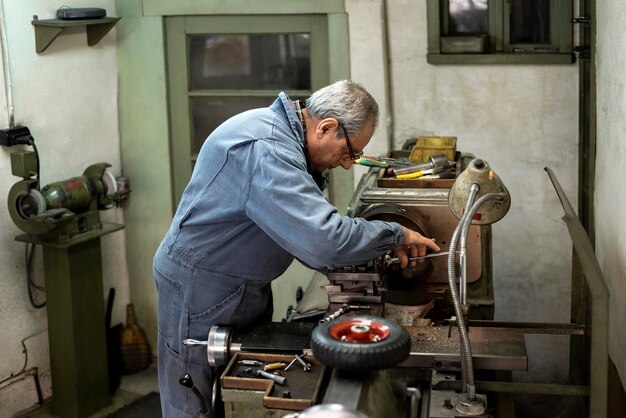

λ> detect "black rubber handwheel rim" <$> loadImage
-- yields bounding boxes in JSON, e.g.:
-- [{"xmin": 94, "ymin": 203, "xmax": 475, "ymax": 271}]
[{"xmin": 310, "ymin": 316, "xmax": 411, "ymax": 372}]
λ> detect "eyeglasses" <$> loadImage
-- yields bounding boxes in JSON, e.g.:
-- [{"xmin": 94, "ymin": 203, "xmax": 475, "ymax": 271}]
[{"xmin": 340, "ymin": 124, "xmax": 363, "ymax": 161}]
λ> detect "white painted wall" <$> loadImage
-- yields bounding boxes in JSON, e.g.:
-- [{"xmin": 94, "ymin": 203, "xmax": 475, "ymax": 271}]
[
  {"xmin": 0, "ymin": 1, "xmax": 125, "ymax": 416},
  {"xmin": 347, "ymin": 0, "xmax": 579, "ymax": 388},
  {"xmin": 596, "ymin": 0, "xmax": 626, "ymax": 392}
]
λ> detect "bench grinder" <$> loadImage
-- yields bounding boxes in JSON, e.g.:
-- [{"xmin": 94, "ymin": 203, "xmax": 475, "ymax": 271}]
[
  {"xmin": 4, "ymin": 133, "xmax": 129, "ymax": 418},
  {"xmin": 8, "ymin": 150, "xmax": 128, "ymax": 241}
]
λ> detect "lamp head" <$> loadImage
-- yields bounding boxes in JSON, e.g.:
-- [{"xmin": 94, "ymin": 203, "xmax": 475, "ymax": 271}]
[{"xmin": 448, "ymin": 158, "xmax": 511, "ymax": 225}]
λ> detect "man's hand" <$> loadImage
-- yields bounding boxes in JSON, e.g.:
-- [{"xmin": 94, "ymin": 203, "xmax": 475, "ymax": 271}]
[{"xmin": 392, "ymin": 227, "xmax": 441, "ymax": 269}]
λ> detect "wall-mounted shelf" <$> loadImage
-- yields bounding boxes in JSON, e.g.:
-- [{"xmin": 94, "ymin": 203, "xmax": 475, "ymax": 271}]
[{"xmin": 31, "ymin": 17, "xmax": 121, "ymax": 54}]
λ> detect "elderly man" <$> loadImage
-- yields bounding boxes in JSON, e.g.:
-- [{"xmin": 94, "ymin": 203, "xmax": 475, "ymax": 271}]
[{"xmin": 153, "ymin": 80, "xmax": 439, "ymax": 417}]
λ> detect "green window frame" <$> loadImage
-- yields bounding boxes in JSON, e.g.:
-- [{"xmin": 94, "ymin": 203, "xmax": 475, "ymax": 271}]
[
  {"xmin": 165, "ymin": 15, "xmax": 331, "ymax": 203},
  {"xmin": 426, "ymin": 0, "xmax": 574, "ymax": 64}
]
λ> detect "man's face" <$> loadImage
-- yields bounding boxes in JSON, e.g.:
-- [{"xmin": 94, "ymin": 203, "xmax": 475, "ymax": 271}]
[{"xmin": 306, "ymin": 117, "xmax": 374, "ymax": 173}]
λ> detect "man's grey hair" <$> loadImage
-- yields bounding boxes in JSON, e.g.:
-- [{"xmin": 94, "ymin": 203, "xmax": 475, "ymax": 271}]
[{"xmin": 305, "ymin": 80, "xmax": 379, "ymax": 137}]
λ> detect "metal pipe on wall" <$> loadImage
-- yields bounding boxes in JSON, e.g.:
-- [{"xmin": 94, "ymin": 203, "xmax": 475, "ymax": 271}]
[{"xmin": 381, "ymin": 0, "xmax": 395, "ymax": 149}]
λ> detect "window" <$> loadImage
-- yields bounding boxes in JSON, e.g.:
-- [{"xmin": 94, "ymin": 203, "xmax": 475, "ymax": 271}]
[
  {"xmin": 187, "ymin": 33, "xmax": 311, "ymax": 154},
  {"xmin": 166, "ymin": 15, "xmax": 332, "ymax": 202},
  {"xmin": 426, "ymin": 0, "xmax": 574, "ymax": 64}
]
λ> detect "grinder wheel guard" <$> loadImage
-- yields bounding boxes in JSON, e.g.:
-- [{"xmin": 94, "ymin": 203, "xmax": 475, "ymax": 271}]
[{"xmin": 310, "ymin": 316, "xmax": 410, "ymax": 372}]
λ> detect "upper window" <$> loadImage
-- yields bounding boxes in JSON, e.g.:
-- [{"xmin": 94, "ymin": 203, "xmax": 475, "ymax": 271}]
[
  {"xmin": 427, "ymin": 0, "xmax": 574, "ymax": 64},
  {"xmin": 189, "ymin": 34, "xmax": 311, "ymax": 91},
  {"xmin": 165, "ymin": 15, "xmax": 331, "ymax": 204},
  {"xmin": 187, "ymin": 33, "xmax": 311, "ymax": 154}
]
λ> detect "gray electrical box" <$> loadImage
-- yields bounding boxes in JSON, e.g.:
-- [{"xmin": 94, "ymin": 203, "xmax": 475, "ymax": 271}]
[{"xmin": 11, "ymin": 150, "xmax": 37, "ymax": 179}]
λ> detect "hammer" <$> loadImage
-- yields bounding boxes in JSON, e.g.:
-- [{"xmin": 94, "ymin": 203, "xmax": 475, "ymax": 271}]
[{"xmin": 391, "ymin": 153, "xmax": 450, "ymax": 177}]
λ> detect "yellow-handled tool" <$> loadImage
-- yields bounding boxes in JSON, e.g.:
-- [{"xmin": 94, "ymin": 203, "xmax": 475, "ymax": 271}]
[{"xmin": 396, "ymin": 167, "xmax": 438, "ymax": 179}]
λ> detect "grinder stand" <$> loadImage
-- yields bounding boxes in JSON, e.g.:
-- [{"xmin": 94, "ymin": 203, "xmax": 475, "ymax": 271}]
[{"xmin": 17, "ymin": 223, "xmax": 123, "ymax": 418}]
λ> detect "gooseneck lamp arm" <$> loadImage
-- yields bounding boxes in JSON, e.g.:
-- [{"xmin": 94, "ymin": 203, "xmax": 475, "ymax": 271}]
[
  {"xmin": 459, "ymin": 184, "xmax": 480, "ymax": 306},
  {"xmin": 448, "ymin": 192, "xmax": 508, "ymax": 400},
  {"xmin": 446, "ymin": 158, "xmax": 511, "ymax": 414}
]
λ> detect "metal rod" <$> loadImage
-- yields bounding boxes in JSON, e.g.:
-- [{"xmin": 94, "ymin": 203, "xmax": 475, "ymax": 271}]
[
  {"xmin": 182, "ymin": 339, "xmax": 208, "ymax": 346},
  {"xmin": 433, "ymin": 380, "xmax": 590, "ymax": 396},
  {"xmin": 385, "ymin": 251, "xmax": 453, "ymax": 266},
  {"xmin": 394, "ymin": 161, "xmax": 434, "ymax": 175},
  {"xmin": 459, "ymin": 320, "xmax": 585, "ymax": 335}
]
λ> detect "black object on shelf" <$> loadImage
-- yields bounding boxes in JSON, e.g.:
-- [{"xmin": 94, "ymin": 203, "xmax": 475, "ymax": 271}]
[
  {"xmin": 31, "ymin": 15, "xmax": 121, "ymax": 53},
  {"xmin": 56, "ymin": 7, "xmax": 107, "ymax": 20}
]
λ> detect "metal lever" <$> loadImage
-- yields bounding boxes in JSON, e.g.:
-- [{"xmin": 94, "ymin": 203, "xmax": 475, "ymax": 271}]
[
  {"xmin": 179, "ymin": 374, "xmax": 208, "ymax": 414},
  {"xmin": 284, "ymin": 353, "xmax": 312, "ymax": 372},
  {"xmin": 385, "ymin": 251, "xmax": 453, "ymax": 267}
]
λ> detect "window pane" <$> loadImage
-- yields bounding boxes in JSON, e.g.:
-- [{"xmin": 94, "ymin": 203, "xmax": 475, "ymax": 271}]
[
  {"xmin": 448, "ymin": 0, "xmax": 488, "ymax": 34},
  {"xmin": 189, "ymin": 34, "xmax": 311, "ymax": 91},
  {"xmin": 191, "ymin": 97, "xmax": 289, "ymax": 155},
  {"xmin": 510, "ymin": 0, "xmax": 550, "ymax": 44}
]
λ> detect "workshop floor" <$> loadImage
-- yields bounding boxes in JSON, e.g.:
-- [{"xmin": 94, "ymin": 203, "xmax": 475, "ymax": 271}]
[
  {"xmin": 118, "ymin": 363, "xmax": 160, "ymax": 398},
  {"xmin": 93, "ymin": 363, "xmax": 160, "ymax": 417},
  {"xmin": 18, "ymin": 364, "xmax": 160, "ymax": 418}
]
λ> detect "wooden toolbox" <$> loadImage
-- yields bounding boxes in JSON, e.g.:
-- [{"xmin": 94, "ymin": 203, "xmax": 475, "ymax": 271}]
[{"xmin": 221, "ymin": 352, "xmax": 327, "ymax": 415}]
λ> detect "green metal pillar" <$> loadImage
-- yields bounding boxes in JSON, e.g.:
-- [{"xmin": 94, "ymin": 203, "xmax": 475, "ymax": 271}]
[{"xmin": 17, "ymin": 223, "xmax": 123, "ymax": 418}]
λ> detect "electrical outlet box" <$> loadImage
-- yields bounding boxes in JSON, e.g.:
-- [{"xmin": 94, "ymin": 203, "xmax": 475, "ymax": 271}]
[
  {"xmin": 11, "ymin": 151, "xmax": 37, "ymax": 178},
  {"xmin": 0, "ymin": 126, "xmax": 33, "ymax": 147}
]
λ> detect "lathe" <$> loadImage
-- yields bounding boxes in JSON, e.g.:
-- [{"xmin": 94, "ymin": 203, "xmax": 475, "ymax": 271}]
[{"xmin": 182, "ymin": 149, "xmax": 604, "ymax": 418}]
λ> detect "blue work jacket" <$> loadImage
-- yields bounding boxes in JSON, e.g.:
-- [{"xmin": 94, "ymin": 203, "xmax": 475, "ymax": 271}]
[
  {"xmin": 155, "ymin": 91, "xmax": 406, "ymax": 340},
  {"xmin": 161, "ymin": 91, "xmax": 402, "ymax": 282}
]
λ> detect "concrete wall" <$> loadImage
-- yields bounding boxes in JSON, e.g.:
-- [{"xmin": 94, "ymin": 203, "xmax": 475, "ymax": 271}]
[
  {"xmin": 595, "ymin": 0, "xmax": 626, "ymax": 392},
  {"xmin": 347, "ymin": 0, "xmax": 579, "ymax": 387},
  {"xmin": 0, "ymin": 1, "xmax": 126, "ymax": 416}
]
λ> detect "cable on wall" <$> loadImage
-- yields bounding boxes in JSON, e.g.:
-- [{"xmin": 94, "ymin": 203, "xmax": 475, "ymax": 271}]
[
  {"xmin": 25, "ymin": 243, "xmax": 46, "ymax": 309},
  {"xmin": 0, "ymin": 331, "xmax": 47, "ymax": 405}
]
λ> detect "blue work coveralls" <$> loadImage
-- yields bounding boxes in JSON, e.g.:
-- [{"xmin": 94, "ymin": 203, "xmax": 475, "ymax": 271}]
[{"xmin": 153, "ymin": 92, "xmax": 404, "ymax": 417}]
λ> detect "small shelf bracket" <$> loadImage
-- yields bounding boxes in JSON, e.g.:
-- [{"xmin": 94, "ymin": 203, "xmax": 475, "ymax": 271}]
[{"xmin": 31, "ymin": 17, "xmax": 121, "ymax": 54}]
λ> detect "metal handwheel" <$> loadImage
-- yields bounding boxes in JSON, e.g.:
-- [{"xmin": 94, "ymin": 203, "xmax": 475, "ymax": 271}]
[{"xmin": 310, "ymin": 316, "xmax": 410, "ymax": 372}]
